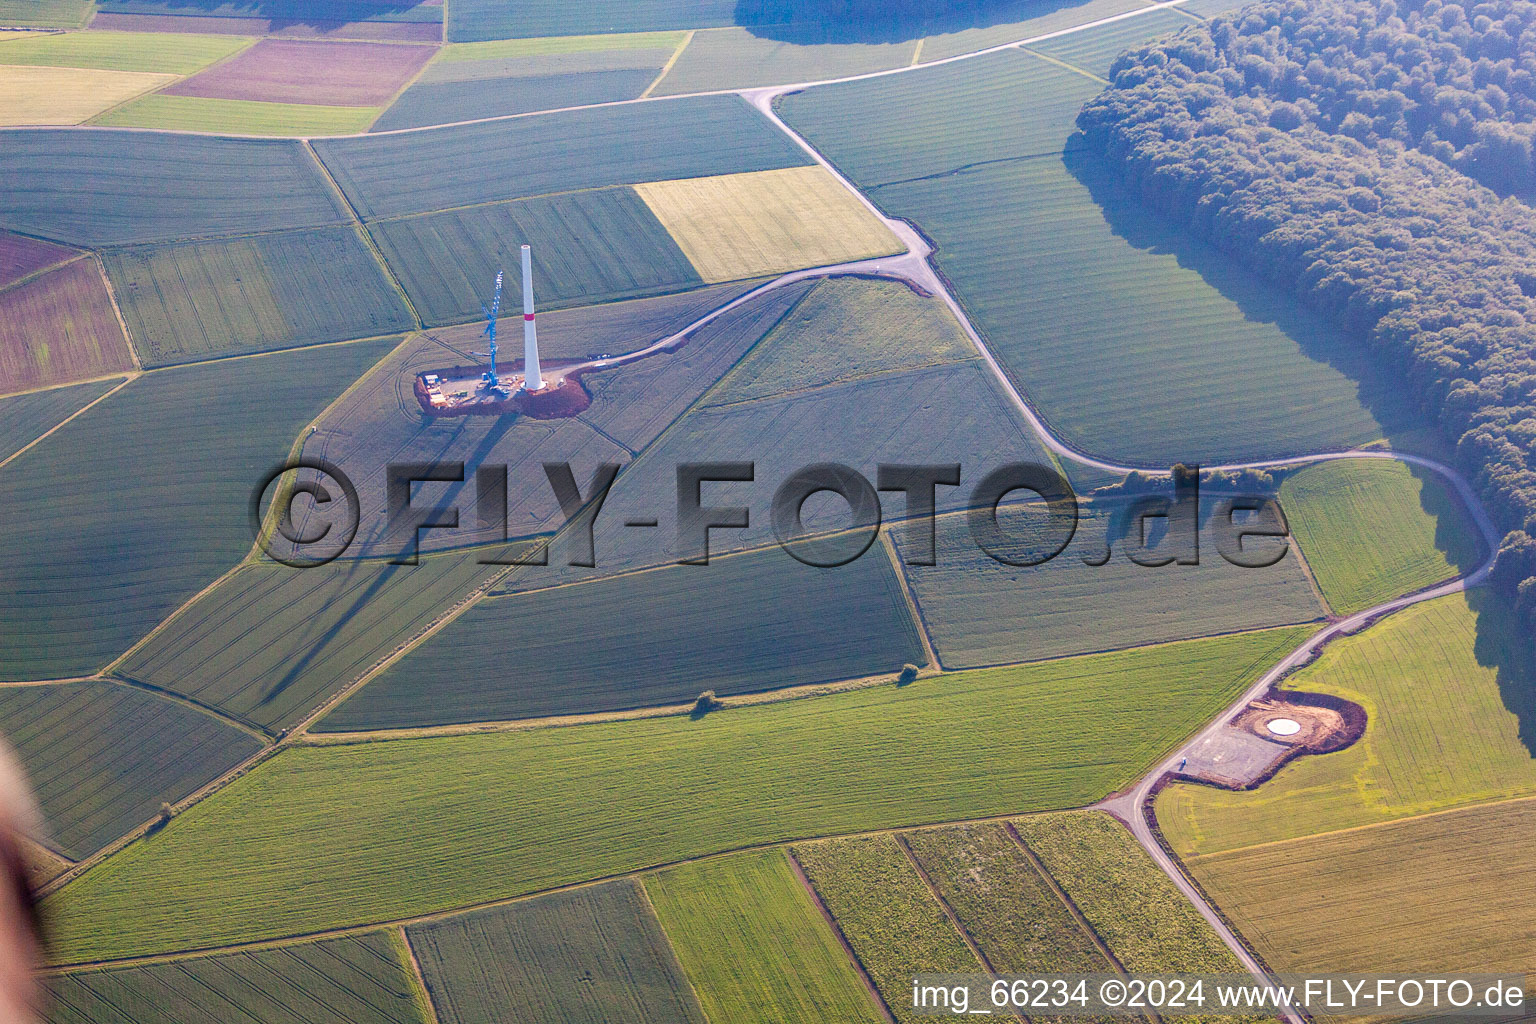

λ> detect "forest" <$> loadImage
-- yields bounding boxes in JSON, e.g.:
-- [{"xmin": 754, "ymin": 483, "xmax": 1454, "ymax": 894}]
[{"xmin": 1076, "ymin": 0, "xmax": 1536, "ymax": 646}]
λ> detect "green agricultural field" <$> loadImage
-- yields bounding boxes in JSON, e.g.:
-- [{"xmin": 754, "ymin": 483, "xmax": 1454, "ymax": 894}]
[
  {"xmin": 45, "ymin": 933, "xmax": 429, "ymax": 1024},
  {"xmin": 898, "ymin": 499, "xmax": 1325, "ymax": 668},
  {"xmin": 780, "ymin": 59, "xmax": 1422, "ymax": 464},
  {"xmin": 1185, "ymin": 797, "xmax": 1536, "ymax": 977},
  {"xmin": 1015, "ymin": 811, "xmax": 1245, "ymax": 975},
  {"xmin": 0, "ymin": 258, "xmax": 136, "ymax": 392},
  {"xmin": 0, "ymin": 682, "xmax": 262, "ymax": 859},
  {"xmin": 704, "ymin": 277, "xmax": 976, "ymax": 405},
  {"xmin": 0, "ymin": 130, "xmax": 348, "ymax": 246},
  {"xmin": 1025, "ymin": 7, "xmax": 1195, "ymax": 78},
  {"xmin": 43, "ymin": 627, "xmax": 1309, "ymax": 961},
  {"xmin": 0, "ymin": 338, "xmax": 396, "ymax": 681},
  {"xmin": 369, "ymin": 188, "xmax": 702, "ymax": 327},
  {"xmin": 446, "ymin": 0, "xmax": 735, "ymax": 42},
  {"xmin": 371, "ymin": 70, "xmax": 660, "ymax": 131},
  {"xmin": 574, "ymin": 359, "xmax": 1059, "ymax": 578},
  {"xmin": 0, "ymin": 377, "xmax": 119, "ymax": 461},
  {"xmin": 652, "ymin": 28, "xmax": 919, "ymax": 96},
  {"xmin": 793, "ymin": 834, "xmax": 981, "ymax": 1024},
  {"xmin": 0, "ymin": 0, "xmax": 92, "ymax": 28},
  {"xmin": 645, "ymin": 849, "xmax": 883, "ymax": 1024},
  {"xmin": 407, "ymin": 880, "xmax": 705, "ymax": 1024},
  {"xmin": 313, "ymin": 94, "xmax": 810, "ymax": 219},
  {"xmin": 319, "ymin": 540, "xmax": 925, "ymax": 728},
  {"xmin": 103, "ymin": 226, "xmax": 413, "ymax": 365},
  {"xmin": 919, "ymin": 0, "xmax": 1149, "ymax": 61},
  {"xmin": 95, "ymin": 94, "xmax": 382, "ymax": 135},
  {"xmin": 1280, "ymin": 459, "xmax": 1481, "ymax": 616},
  {"xmin": 435, "ymin": 32, "xmax": 689, "ymax": 62},
  {"xmin": 777, "ymin": 48, "xmax": 1100, "ymax": 187},
  {"xmin": 902, "ymin": 822, "xmax": 1116, "ymax": 974},
  {"xmin": 95, "ymin": 0, "xmax": 443, "ymax": 23},
  {"xmin": 117, "ymin": 550, "xmax": 503, "ymax": 733},
  {"xmin": 0, "ymin": 29, "xmax": 252, "ymax": 73},
  {"xmin": 1157, "ymin": 593, "xmax": 1536, "ymax": 858}
]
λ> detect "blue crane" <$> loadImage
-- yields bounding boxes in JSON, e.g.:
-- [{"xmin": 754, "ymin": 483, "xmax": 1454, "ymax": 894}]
[{"xmin": 472, "ymin": 270, "xmax": 505, "ymax": 391}]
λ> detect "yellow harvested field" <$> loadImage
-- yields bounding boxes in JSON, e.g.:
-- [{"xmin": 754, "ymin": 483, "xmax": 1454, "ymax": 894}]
[
  {"xmin": 1187, "ymin": 796, "xmax": 1536, "ymax": 978},
  {"xmin": 0, "ymin": 64, "xmax": 174, "ymax": 125},
  {"xmin": 636, "ymin": 165, "xmax": 904, "ymax": 282}
]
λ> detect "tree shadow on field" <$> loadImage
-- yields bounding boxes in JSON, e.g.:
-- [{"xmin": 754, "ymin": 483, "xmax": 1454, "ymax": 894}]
[
  {"xmin": 110, "ymin": 1, "xmax": 428, "ymax": 31},
  {"xmin": 733, "ymin": 0, "xmax": 1096, "ymax": 45},
  {"xmin": 1469, "ymin": 588, "xmax": 1536, "ymax": 756}
]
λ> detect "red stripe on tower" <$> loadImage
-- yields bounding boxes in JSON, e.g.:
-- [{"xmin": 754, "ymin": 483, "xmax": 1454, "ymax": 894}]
[{"xmin": 524, "ymin": 313, "xmax": 535, "ymax": 321}]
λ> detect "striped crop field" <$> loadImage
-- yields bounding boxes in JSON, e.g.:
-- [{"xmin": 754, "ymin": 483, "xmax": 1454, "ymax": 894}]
[
  {"xmin": 445, "ymin": 0, "xmax": 734, "ymax": 42},
  {"xmin": 0, "ymin": 258, "xmax": 135, "ymax": 392},
  {"xmin": 313, "ymin": 94, "xmax": 811, "ymax": 219},
  {"xmin": 95, "ymin": 94, "xmax": 382, "ymax": 135},
  {"xmin": 318, "ymin": 539, "xmax": 925, "ymax": 728},
  {"xmin": 0, "ymin": 378, "xmax": 121, "ymax": 461},
  {"xmin": 793, "ymin": 834, "xmax": 982, "ymax": 1024},
  {"xmin": 0, "ymin": 338, "xmax": 397, "ymax": 681},
  {"xmin": 1014, "ymin": 812, "xmax": 1246, "ymax": 976},
  {"xmin": 1184, "ymin": 797, "xmax": 1536, "ymax": 978},
  {"xmin": 645, "ymin": 849, "xmax": 883, "ymax": 1024},
  {"xmin": 162, "ymin": 38, "xmax": 436, "ymax": 106},
  {"xmin": 103, "ymin": 225, "xmax": 414, "ymax": 365},
  {"xmin": 117, "ymin": 550, "xmax": 503, "ymax": 733},
  {"xmin": 1280, "ymin": 458, "xmax": 1482, "ymax": 616},
  {"xmin": 0, "ymin": 682, "xmax": 261, "ymax": 859},
  {"xmin": 407, "ymin": 880, "xmax": 705, "ymax": 1024},
  {"xmin": 0, "ymin": 230, "xmax": 75, "ymax": 288},
  {"xmin": 636, "ymin": 166, "xmax": 903, "ymax": 283},
  {"xmin": 1157, "ymin": 593, "xmax": 1536, "ymax": 858},
  {"xmin": 0, "ymin": 0, "xmax": 92, "ymax": 27},
  {"xmin": 0, "ymin": 28, "xmax": 252, "ymax": 73},
  {"xmin": 779, "ymin": 52, "xmax": 1425, "ymax": 464},
  {"xmin": 1025, "ymin": 6, "xmax": 1195, "ymax": 78},
  {"xmin": 368, "ymin": 187, "xmax": 702, "ymax": 327},
  {"xmin": 42, "ymin": 627, "xmax": 1309, "ymax": 961},
  {"xmin": 651, "ymin": 27, "xmax": 919, "ymax": 96},
  {"xmin": 902, "ymin": 822, "xmax": 1117, "ymax": 974},
  {"xmin": 0, "ymin": 130, "xmax": 348, "ymax": 246},
  {"xmin": 46, "ymin": 933, "xmax": 429, "ymax": 1024},
  {"xmin": 897, "ymin": 499, "xmax": 1325, "ymax": 668}
]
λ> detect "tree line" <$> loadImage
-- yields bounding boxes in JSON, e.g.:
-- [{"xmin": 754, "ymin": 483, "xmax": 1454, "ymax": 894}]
[{"xmin": 1075, "ymin": 0, "xmax": 1536, "ymax": 647}]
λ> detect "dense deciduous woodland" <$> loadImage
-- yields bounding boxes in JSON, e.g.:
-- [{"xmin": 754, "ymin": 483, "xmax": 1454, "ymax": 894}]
[{"xmin": 1077, "ymin": 0, "xmax": 1536, "ymax": 646}]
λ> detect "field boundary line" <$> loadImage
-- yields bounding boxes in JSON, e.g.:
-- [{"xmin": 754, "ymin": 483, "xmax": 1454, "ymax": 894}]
[
  {"xmin": 393, "ymin": 926, "xmax": 442, "ymax": 1024},
  {"xmin": 785, "ymin": 847, "xmax": 898, "ymax": 1024},
  {"xmin": 301, "ymin": 138, "xmax": 425, "ymax": 330},
  {"xmin": 879, "ymin": 530, "xmax": 940, "ymax": 672},
  {"xmin": 69, "ymin": 68, "xmax": 181, "ymax": 127},
  {"xmin": 909, "ymin": 38, "xmax": 925, "ymax": 65},
  {"xmin": 83, "ymin": 32, "xmax": 263, "ymax": 127},
  {"xmin": 90, "ymin": 251, "xmax": 141, "ymax": 370},
  {"xmin": 0, "ymin": 251, "xmax": 88, "ymax": 298},
  {"xmin": 639, "ymin": 29, "xmax": 694, "ymax": 98},
  {"xmin": 894, "ymin": 833, "xmax": 1015, "ymax": 1007},
  {"xmin": 1017, "ymin": 46, "xmax": 1110, "ymax": 85},
  {"xmin": 365, "ymin": 40, "xmax": 442, "ymax": 133},
  {"xmin": 0, "ymin": 374, "xmax": 135, "ymax": 471},
  {"xmin": 1184, "ymin": 791, "xmax": 1536, "ymax": 864},
  {"xmin": 109, "ymin": 674, "xmax": 271, "ymax": 743}
]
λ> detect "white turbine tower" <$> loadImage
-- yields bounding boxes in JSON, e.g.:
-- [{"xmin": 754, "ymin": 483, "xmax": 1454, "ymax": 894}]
[{"xmin": 520, "ymin": 244, "xmax": 543, "ymax": 392}]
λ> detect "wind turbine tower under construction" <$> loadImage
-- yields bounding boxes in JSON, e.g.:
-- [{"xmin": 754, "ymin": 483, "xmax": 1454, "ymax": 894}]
[{"xmin": 520, "ymin": 243, "xmax": 543, "ymax": 392}]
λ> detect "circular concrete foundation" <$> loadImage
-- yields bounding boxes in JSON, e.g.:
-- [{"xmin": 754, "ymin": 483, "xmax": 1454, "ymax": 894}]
[{"xmin": 1266, "ymin": 718, "xmax": 1302, "ymax": 736}]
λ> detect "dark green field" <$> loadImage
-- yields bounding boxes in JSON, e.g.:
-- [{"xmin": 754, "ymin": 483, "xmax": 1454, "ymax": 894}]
[
  {"xmin": 794, "ymin": 834, "xmax": 982, "ymax": 1024},
  {"xmin": 446, "ymin": 0, "xmax": 735, "ymax": 41},
  {"xmin": 43, "ymin": 627, "xmax": 1310, "ymax": 961},
  {"xmin": 0, "ymin": 131, "xmax": 347, "ymax": 246},
  {"xmin": 779, "ymin": 52, "xmax": 1421, "ymax": 464},
  {"xmin": 373, "ymin": 70, "xmax": 660, "ymax": 132},
  {"xmin": 897, "ymin": 499, "xmax": 1325, "ymax": 668},
  {"xmin": 904, "ymin": 822, "xmax": 1116, "ymax": 975},
  {"xmin": 0, "ymin": 378, "xmax": 119, "ymax": 462},
  {"xmin": 318, "ymin": 540, "xmax": 925, "ymax": 729},
  {"xmin": 0, "ymin": 682, "xmax": 261, "ymax": 859},
  {"xmin": 369, "ymin": 188, "xmax": 702, "ymax": 327},
  {"xmin": 406, "ymin": 879, "xmax": 706, "ymax": 1024},
  {"xmin": 117, "ymin": 551, "xmax": 502, "ymax": 733},
  {"xmin": 0, "ymin": 338, "xmax": 396, "ymax": 680},
  {"xmin": 45, "ymin": 933, "xmax": 428, "ymax": 1024},
  {"xmin": 104, "ymin": 227, "xmax": 414, "ymax": 365},
  {"xmin": 313, "ymin": 95, "xmax": 811, "ymax": 219}
]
